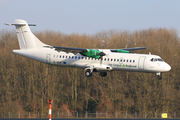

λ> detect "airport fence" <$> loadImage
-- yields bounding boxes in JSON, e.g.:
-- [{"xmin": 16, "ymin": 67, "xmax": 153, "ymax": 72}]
[{"xmin": 0, "ymin": 111, "xmax": 179, "ymax": 118}]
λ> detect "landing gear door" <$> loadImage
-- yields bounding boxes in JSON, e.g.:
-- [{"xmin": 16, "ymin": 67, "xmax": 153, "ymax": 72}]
[
  {"xmin": 46, "ymin": 54, "xmax": 51, "ymax": 64},
  {"xmin": 138, "ymin": 56, "xmax": 146, "ymax": 69}
]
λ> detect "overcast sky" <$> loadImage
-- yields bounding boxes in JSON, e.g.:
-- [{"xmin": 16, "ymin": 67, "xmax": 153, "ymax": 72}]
[{"xmin": 1, "ymin": 0, "xmax": 180, "ymax": 35}]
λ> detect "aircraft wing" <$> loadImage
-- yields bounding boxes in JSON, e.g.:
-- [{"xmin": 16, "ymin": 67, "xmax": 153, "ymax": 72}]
[
  {"xmin": 44, "ymin": 46, "xmax": 146, "ymax": 55},
  {"xmin": 44, "ymin": 46, "xmax": 88, "ymax": 54}
]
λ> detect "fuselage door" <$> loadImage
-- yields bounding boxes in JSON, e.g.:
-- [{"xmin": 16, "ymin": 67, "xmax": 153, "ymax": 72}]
[
  {"xmin": 46, "ymin": 54, "xmax": 51, "ymax": 63},
  {"xmin": 138, "ymin": 56, "xmax": 146, "ymax": 69}
]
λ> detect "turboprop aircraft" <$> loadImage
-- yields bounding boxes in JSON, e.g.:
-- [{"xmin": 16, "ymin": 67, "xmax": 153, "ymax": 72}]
[{"xmin": 5, "ymin": 19, "xmax": 171, "ymax": 79}]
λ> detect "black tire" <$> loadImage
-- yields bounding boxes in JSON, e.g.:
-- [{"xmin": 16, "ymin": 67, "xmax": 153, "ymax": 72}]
[
  {"xmin": 100, "ymin": 72, "xmax": 107, "ymax": 77},
  {"xmin": 85, "ymin": 69, "xmax": 92, "ymax": 77},
  {"xmin": 158, "ymin": 76, "xmax": 162, "ymax": 80}
]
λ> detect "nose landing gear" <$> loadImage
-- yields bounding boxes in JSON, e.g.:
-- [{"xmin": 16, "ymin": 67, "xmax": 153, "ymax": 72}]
[
  {"xmin": 158, "ymin": 76, "xmax": 162, "ymax": 80},
  {"xmin": 156, "ymin": 72, "xmax": 162, "ymax": 79}
]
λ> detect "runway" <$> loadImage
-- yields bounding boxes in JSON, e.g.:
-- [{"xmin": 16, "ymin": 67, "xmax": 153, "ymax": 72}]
[{"xmin": 0, "ymin": 118, "xmax": 178, "ymax": 120}]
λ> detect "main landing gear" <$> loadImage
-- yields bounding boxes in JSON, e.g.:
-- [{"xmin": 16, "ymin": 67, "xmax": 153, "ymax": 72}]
[
  {"xmin": 100, "ymin": 72, "xmax": 107, "ymax": 77},
  {"xmin": 85, "ymin": 69, "xmax": 92, "ymax": 77},
  {"xmin": 85, "ymin": 69, "xmax": 107, "ymax": 77},
  {"xmin": 156, "ymin": 72, "xmax": 162, "ymax": 80}
]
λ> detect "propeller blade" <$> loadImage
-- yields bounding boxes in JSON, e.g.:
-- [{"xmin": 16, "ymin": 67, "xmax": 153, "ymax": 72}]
[
  {"xmin": 100, "ymin": 57, "xmax": 103, "ymax": 65},
  {"xmin": 100, "ymin": 52, "xmax": 106, "ymax": 56},
  {"xmin": 98, "ymin": 51, "xmax": 105, "ymax": 66},
  {"xmin": 97, "ymin": 52, "xmax": 106, "ymax": 57}
]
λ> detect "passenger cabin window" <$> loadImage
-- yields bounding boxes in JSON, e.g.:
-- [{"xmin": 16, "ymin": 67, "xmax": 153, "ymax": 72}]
[
  {"xmin": 60, "ymin": 55, "xmax": 61, "ymax": 58},
  {"xmin": 133, "ymin": 60, "xmax": 135, "ymax": 63}
]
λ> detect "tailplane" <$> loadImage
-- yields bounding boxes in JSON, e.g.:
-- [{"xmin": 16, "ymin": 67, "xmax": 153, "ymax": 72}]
[{"xmin": 5, "ymin": 19, "xmax": 47, "ymax": 50}]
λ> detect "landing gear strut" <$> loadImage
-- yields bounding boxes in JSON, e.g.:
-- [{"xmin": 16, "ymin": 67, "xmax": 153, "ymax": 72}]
[{"xmin": 156, "ymin": 72, "xmax": 162, "ymax": 80}]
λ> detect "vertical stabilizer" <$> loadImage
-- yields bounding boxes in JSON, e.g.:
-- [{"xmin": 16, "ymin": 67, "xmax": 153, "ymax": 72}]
[{"xmin": 6, "ymin": 19, "xmax": 47, "ymax": 49}]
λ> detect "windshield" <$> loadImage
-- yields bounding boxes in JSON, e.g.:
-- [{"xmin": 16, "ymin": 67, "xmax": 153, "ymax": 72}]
[{"xmin": 150, "ymin": 58, "xmax": 163, "ymax": 62}]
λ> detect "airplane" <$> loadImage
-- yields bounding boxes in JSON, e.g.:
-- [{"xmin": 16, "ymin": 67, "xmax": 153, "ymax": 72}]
[{"xmin": 5, "ymin": 19, "xmax": 171, "ymax": 79}]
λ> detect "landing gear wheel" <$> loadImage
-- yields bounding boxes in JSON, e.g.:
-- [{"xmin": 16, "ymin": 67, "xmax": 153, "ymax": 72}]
[
  {"xmin": 158, "ymin": 76, "xmax": 162, "ymax": 80},
  {"xmin": 100, "ymin": 72, "xmax": 107, "ymax": 77},
  {"xmin": 85, "ymin": 69, "xmax": 92, "ymax": 77},
  {"xmin": 156, "ymin": 72, "xmax": 162, "ymax": 80}
]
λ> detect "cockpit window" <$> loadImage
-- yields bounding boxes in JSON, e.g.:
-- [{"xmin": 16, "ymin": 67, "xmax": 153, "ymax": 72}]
[{"xmin": 150, "ymin": 58, "xmax": 163, "ymax": 62}]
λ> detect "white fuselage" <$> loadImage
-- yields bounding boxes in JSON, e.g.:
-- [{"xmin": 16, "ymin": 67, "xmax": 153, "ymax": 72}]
[
  {"xmin": 13, "ymin": 49, "xmax": 171, "ymax": 73},
  {"xmin": 7, "ymin": 19, "xmax": 171, "ymax": 78}
]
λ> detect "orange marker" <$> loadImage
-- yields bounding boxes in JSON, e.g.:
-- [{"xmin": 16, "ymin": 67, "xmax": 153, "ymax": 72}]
[{"xmin": 48, "ymin": 100, "xmax": 53, "ymax": 120}]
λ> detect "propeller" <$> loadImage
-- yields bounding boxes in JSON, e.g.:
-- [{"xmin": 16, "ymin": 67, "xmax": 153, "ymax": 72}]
[
  {"xmin": 99, "ymin": 52, "xmax": 106, "ymax": 56},
  {"xmin": 97, "ymin": 51, "xmax": 106, "ymax": 65}
]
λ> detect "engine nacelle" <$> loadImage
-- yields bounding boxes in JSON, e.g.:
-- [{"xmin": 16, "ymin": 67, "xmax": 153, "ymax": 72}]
[
  {"xmin": 93, "ymin": 65, "xmax": 113, "ymax": 72},
  {"xmin": 80, "ymin": 49, "xmax": 104, "ymax": 59}
]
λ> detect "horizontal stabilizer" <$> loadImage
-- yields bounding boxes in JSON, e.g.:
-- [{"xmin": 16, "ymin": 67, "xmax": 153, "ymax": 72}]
[
  {"xmin": 5, "ymin": 23, "xmax": 36, "ymax": 26},
  {"xmin": 6, "ymin": 19, "xmax": 46, "ymax": 50}
]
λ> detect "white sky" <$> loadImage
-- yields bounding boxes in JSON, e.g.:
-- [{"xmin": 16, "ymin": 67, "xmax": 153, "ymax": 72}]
[{"xmin": 1, "ymin": 0, "xmax": 180, "ymax": 35}]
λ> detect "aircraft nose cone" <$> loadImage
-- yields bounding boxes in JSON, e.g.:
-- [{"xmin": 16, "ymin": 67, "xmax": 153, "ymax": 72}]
[
  {"xmin": 164, "ymin": 63, "xmax": 171, "ymax": 71},
  {"xmin": 167, "ymin": 64, "xmax": 171, "ymax": 71}
]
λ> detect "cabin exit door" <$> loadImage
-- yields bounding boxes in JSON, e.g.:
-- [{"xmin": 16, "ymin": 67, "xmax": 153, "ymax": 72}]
[
  {"xmin": 46, "ymin": 54, "xmax": 51, "ymax": 63},
  {"xmin": 138, "ymin": 56, "xmax": 146, "ymax": 69}
]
